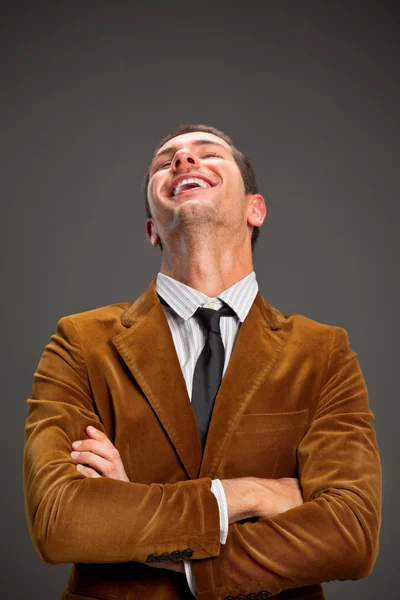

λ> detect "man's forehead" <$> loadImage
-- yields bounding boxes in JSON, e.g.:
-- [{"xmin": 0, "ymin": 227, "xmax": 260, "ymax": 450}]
[{"xmin": 154, "ymin": 131, "xmax": 232, "ymax": 158}]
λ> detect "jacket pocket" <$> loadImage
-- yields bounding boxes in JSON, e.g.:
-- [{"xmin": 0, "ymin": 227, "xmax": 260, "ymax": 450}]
[
  {"xmin": 219, "ymin": 408, "xmax": 310, "ymax": 479},
  {"xmin": 237, "ymin": 408, "xmax": 309, "ymax": 433}
]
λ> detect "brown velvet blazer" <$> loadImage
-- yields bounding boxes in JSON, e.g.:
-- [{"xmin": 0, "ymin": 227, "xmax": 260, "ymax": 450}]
[{"xmin": 23, "ymin": 278, "xmax": 382, "ymax": 600}]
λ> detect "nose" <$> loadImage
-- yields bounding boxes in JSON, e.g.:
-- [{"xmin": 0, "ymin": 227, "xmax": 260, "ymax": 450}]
[{"xmin": 171, "ymin": 149, "xmax": 200, "ymax": 171}]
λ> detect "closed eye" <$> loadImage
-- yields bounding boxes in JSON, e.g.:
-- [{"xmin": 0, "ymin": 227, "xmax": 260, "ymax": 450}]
[
  {"xmin": 155, "ymin": 152, "xmax": 221, "ymax": 172},
  {"xmin": 158, "ymin": 160, "xmax": 172, "ymax": 170}
]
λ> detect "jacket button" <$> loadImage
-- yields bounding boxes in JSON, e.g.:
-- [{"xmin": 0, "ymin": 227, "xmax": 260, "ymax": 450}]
[
  {"xmin": 236, "ymin": 596, "xmax": 247, "ymax": 600},
  {"xmin": 146, "ymin": 554, "xmax": 159, "ymax": 563},
  {"xmin": 181, "ymin": 548, "xmax": 193, "ymax": 559},
  {"xmin": 224, "ymin": 597, "xmax": 235, "ymax": 600},
  {"xmin": 258, "ymin": 593, "xmax": 270, "ymax": 599},
  {"xmin": 247, "ymin": 595, "xmax": 259, "ymax": 600},
  {"xmin": 170, "ymin": 551, "xmax": 182, "ymax": 561},
  {"xmin": 159, "ymin": 553, "xmax": 171, "ymax": 562}
]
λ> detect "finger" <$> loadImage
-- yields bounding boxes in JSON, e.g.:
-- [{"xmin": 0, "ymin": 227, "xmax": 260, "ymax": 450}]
[
  {"xmin": 86, "ymin": 426, "xmax": 115, "ymax": 450},
  {"xmin": 71, "ymin": 451, "xmax": 116, "ymax": 477},
  {"xmin": 75, "ymin": 464, "xmax": 102, "ymax": 478},
  {"xmin": 72, "ymin": 439, "xmax": 120, "ymax": 463}
]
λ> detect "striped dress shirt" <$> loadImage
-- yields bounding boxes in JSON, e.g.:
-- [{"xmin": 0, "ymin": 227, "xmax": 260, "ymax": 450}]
[{"xmin": 155, "ymin": 270, "xmax": 259, "ymax": 598}]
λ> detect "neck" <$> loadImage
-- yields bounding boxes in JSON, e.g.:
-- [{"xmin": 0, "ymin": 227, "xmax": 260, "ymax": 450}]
[{"xmin": 159, "ymin": 236, "xmax": 254, "ymax": 297}]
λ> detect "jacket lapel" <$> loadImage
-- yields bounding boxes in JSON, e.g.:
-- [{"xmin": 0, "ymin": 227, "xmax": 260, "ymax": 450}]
[
  {"xmin": 199, "ymin": 292, "xmax": 285, "ymax": 478},
  {"xmin": 112, "ymin": 279, "xmax": 202, "ymax": 480}
]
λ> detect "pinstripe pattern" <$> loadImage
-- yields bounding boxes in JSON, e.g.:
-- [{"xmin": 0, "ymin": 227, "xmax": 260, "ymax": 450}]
[{"xmin": 156, "ymin": 270, "xmax": 258, "ymax": 402}]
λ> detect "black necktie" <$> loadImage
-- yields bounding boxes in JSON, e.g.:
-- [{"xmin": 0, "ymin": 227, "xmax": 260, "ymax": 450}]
[{"xmin": 191, "ymin": 304, "xmax": 235, "ymax": 451}]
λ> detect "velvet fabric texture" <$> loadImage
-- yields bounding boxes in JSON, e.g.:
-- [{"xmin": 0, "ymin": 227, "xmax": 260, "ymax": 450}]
[{"xmin": 23, "ymin": 279, "xmax": 382, "ymax": 599}]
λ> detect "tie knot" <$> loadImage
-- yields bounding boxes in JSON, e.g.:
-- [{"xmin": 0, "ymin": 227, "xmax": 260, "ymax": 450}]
[{"xmin": 195, "ymin": 304, "xmax": 236, "ymax": 334}]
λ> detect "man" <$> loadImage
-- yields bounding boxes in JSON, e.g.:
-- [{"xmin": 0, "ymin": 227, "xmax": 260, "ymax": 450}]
[{"xmin": 23, "ymin": 124, "xmax": 382, "ymax": 600}]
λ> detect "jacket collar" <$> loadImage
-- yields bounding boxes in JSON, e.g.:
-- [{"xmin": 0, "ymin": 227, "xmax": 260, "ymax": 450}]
[
  {"xmin": 154, "ymin": 271, "xmax": 258, "ymax": 323},
  {"xmin": 121, "ymin": 278, "xmax": 283, "ymax": 330}
]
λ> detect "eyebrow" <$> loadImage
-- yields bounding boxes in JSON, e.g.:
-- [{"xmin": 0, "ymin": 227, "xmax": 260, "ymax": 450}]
[{"xmin": 153, "ymin": 139, "xmax": 231, "ymax": 162}]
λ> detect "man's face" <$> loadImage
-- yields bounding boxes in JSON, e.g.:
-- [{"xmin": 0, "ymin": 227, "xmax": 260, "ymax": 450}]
[{"xmin": 146, "ymin": 131, "xmax": 251, "ymax": 248}]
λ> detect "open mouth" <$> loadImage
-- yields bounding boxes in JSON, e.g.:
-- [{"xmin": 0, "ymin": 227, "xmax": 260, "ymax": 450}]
[{"xmin": 168, "ymin": 176, "xmax": 215, "ymax": 198}]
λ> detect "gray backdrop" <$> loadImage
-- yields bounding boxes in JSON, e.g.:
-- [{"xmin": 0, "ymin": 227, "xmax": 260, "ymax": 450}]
[{"xmin": 1, "ymin": 1, "xmax": 398, "ymax": 598}]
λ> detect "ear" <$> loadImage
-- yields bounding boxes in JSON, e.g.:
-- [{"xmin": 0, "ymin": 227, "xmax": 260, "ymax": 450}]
[
  {"xmin": 247, "ymin": 194, "xmax": 267, "ymax": 228},
  {"xmin": 145, "ymin": 219, "xmax": 161, "ymax": 248}
]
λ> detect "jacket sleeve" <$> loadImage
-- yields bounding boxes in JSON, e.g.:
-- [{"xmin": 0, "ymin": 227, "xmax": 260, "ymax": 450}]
[
  {"xmin": 23, "ymin": 315, "xmax": 221, "ymax": 565},
  {"xmin": 191, "ymin": 326, "xmax": 382, "ymax": 599}
]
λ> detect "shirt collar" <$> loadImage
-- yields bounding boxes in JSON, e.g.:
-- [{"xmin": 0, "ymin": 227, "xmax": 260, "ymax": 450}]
[{"xmin": 155, "ymin": 271, "xmax": 259, "ymax": 323}]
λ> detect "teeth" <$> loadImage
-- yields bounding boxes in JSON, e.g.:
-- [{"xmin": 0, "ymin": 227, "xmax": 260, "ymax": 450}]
[{"xmin": 173, "ymin": 177, "xmax": 210, "ymax": 196}]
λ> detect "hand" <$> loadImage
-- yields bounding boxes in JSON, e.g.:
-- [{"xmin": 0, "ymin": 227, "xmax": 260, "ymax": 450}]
[
  {"xmin": 70, "ymin": 426, "xmax": 129, "ymax": 482},
  {"xmin": 249, "ymin": 476, "xmax": 304, "ymax": 519},
  {"xmin": 221, "ymin": 476, "xmax": 303, "ymax": 524}
]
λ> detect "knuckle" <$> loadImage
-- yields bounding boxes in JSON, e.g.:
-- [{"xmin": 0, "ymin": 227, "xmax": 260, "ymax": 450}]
[{"xmin": 110, "ymin": 448, "xmax": 120, "ymax": 460}]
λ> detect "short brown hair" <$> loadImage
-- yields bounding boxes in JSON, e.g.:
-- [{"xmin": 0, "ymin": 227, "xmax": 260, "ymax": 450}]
[{"xmin": 143, "ymin": 124, "xmax": 261, "ymax": 252}]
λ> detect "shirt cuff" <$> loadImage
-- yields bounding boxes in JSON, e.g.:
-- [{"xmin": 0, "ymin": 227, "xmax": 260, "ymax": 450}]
[
  {"xmin": 211, "ymin": 478, "xmax": 229, "ymax": 545},
  {"xmin": 184, "ymin": 559, "xmax": 198, "ymax": 598}
]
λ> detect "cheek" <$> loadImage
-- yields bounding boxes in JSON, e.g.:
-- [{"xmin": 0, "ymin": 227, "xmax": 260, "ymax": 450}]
[
  {"xmin": 147, "ymin": 179, "xmax": 171, "ymax": 225},
  {"xmin": 223, "ymin": 174, "xmax": 245, "ymax": 205},
  {"xmin": 147, "ymin": 179, "xmax": 162, "ymax": 210},
  {"xmin": 224, "ymin": 166, "xmax": 245, "ymax": 194}
]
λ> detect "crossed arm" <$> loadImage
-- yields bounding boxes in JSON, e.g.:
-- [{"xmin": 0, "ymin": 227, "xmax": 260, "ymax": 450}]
[
  {"xmin": 23, "ymin": 316, "xmax": 382, "ymax": 599},
  {"xmin": 68, "ymin": 425, "xmax": 304, "ymax": 576}
]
